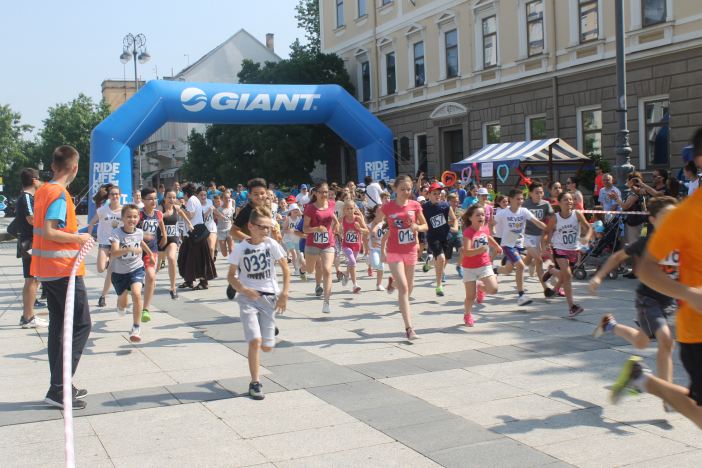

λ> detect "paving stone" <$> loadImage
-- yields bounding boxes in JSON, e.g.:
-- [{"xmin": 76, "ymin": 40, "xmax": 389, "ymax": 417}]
[
  {"xmin": 266, "ymin": 360, "xmax": 369, "ymax": 390},
  {"xmin": 403, "ymin": 354, "xmax": 463, "ymax": 372},
  {"xmin": 275, "ymin": 442, "xmax": 441, "ymax": 467},
  {"xmin": 350, "ymin": 359, "xmax": 428, "ymax": 379},
  {"xmin": 259, "ymin": 347, "xmax": 323, "ymax": 366},
  {"xmin": 216, "ymin": 375, "xmax": 287, "ymax": 396},
  {"xmin": 478, "ymin": 345, "xmax": 539, "ymax": 361},
  {"xmin": 441, "ymin": 349, "xmax": 509, "ymax": 367},
  {"xmin": 111, "ymin": 385, "xmax": 180, "ymax": 410},
  {"xmin": 348, "ymin": 401, "xmax": 453, "ymax": 430},
  {"xmin": 309, "ymin": 380, "xmax": 420, "ymax": 412},
  {"xmin": 383, "ymin": 416, "xmax": 502, "ymax": 454},
  {"xmin": 72, "ymin": 390, "xmax": 123, "ymax": 417},
  {"xmin": 0, "ymin": 400, "xmax": 62, "ymax": 427},
  {"xmin": 166, "ymin": 380, "xmax": 233, "ymax": 403},
  {"xmin": 429, "ymin": 438, "xmax": 560, "ymax": 467}
]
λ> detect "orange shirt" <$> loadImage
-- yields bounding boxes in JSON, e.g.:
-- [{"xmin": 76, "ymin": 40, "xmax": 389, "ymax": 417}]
[{"xmin": 647, "ymin": 189, "xmax": 702, "ymax": 343}]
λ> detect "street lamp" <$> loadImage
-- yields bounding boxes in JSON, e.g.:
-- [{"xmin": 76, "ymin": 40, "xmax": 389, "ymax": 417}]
[
  {"xmin": 614, "ymin": 0, "xmax": 634, "ymax": 188},
  {"xmin": 120, "ymin": 33, "xmax": 150, "ymax": 191}
]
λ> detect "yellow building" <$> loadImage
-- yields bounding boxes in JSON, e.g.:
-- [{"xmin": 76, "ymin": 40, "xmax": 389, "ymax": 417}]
[{"xmin": 101, "ymin": 79, "xmax": 145, "ymax": 112}]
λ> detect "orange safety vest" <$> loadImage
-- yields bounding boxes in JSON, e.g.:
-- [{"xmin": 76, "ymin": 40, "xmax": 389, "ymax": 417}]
[{"xmin": 30, "ymin": 183, "xmax": 86, "ymax": 279}]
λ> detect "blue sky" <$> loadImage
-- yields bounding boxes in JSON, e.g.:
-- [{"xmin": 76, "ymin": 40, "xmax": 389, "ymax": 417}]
[{"xmin": 1, "ymin": 0, "xmax": 303, "ymax": 133}]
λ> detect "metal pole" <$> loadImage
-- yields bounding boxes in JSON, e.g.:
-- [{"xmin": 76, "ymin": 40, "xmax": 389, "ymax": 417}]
[{"xmin": 614, "ymin": 0, "xmax": 634, "ymax": 188}]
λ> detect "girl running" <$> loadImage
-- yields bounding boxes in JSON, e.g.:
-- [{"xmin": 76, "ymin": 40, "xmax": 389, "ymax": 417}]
[
  {"xmin": 368, "ymin": 206, "xmax": 388, "ymax": 291},
  {"xmin": 377, "ymin": 175, "xmax": 428, "ymax": 340},
  {"xmin": 461, "ymin": 204, "xmax": 501, "ymax": 326},
  {"xmin": 159, "ymin": 189, "xmax": 193, "ymax": 299},
  {"xmin": 341, "ymin": 200, "xmax": 369, "ymax": 293},
  {"xmin": 302, "ymin": 181, "xmax": 338, "ymax": 314},
  {"xmin": 87, "ymin": 184, "xmax": 122, "ymax": 308},
  {"xmin": 201, "ymin": 189, "xmax": 217, "ymax": 261},
  {"xmin": 282, "ymin": 203, "xmax": 305, "ymax": 278},
  {"xmin": 214, "ymin": 192, "xmax": 235, "ymax": 258},
  {"xmin": 542, "ymin": 192, "xmax": 592, "ymax": 317}
]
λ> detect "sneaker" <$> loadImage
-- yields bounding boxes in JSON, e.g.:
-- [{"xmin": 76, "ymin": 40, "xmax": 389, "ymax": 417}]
[
  {"xmin": 543, "ymin": 288, "xmax": 556, "ymax": 298},
  {"xmin": 20, "ymin": 315, "xmax": 48, "ymax": 328},
  {"xmin": 557, "ymin": 288, "xmax": 566, "ymax": 297},
  {"xmin": 456, "ymin": 265, "xmax": 463, "ymax": 279},
  {"xmin": 376, "ymin": 284, "xmax": 386, "ymax": 291},
  {"xmin": 405, "ymin": 327, "xmax": 419, "ymax": 341},
  {"xmin": 226, "ymin": 285, "xmax": 236, "ymax": 300},
  {"xmin": 44, "ymin": 387, "xmax": 87, "ymax": 410},
  {"xmin": 170, "ymin": 290, "xmax": 178, "ymax": 300},
  {"xmin": 322, "ymin": 302, "xmax": 331, "ymax": 314},
  {"xmin": 367, "ymin": 266, "xmax": 374, "ymax": 277},
  {"xmin": 464, "ymin": 313, "xmax": 475, "ymax": 327},
  {"xmin": 610, "ymin": 356, "xmax": 645, "ymax": 404},
  {"xmin": 315, "ymin": 285, "xmax": 323, "ymax": 297},
  {"xmin": 72, "ymin": 385, "xmax": 88, "ymax": 399},
  {"xmin": 422, "ymin": 262, "xmax": 431, "ymax": 273},
  {"xmin": 435, "ymin": 287, "xmax": 445, "ymax": 297},
  {"xmin": 386, "ymin": 277, "xmax": 395, "ymax": 294},
  {"xmin": 593, "ymin": 314, "xmax": 614, "ymax": 338},
  {"xmin": 300, "ymin": 271, "xmax": 308, "ymax": 282},
  {"xmin": 352, "ymin": 285, "xmax": 361, "ymax": 294},
  {"xmin": 335, "ymin": 271, "xmax": 344, "ymax": 283},
  {"xmin": 517, "ymin": 294, "xmax": 533, "ymax": 306},
  {"xmin": 141, "ymin": 309, "xmax": 151, "ymax": 323},
  {"xmin": 33, "ymin": 299, "xmax": 46, "ymax": 308},
  {"xmin": 341, "ymin": 274, "xmax": 349, "ymax": 287},
  {"xmin": 97, "ymin": 296, "xmax": 106, "ymax": 308},
  {"xmin": 117, "ymin": 308, "xmax": 127, "ymax": 317},
  {"xmin": 568, "ymin": 304, "xmax": 585, "ymax": 318},
  {"xmin": 249, "ymin": 381, "xmax": 265, "ymax": 400},
  {"xmin": 129, "ymin": 325, "xmax": 142, "ymax": 343},
  {"xmin": 476, "ymin": 287, "xmax": 486, "ymax": 304},
  {"xmin": 160, "ymin": 260, "xmax": 166, "ymax": 269}
]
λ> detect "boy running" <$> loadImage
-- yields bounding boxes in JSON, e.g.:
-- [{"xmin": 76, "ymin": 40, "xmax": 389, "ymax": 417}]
[
  {"xmin": 227, "ymin": 207, "xmax": 290, "ymax": 400},
  {"xmin": 522, "ymin": 182, "xmax": 555, "ymax": 297},
  {"xmin": 422, "ymin": 182, "xmax": 459, "ymax": 296},
  {"xmin": 137, "ymin": 188, "xmax": 166, "ymax": 323}
]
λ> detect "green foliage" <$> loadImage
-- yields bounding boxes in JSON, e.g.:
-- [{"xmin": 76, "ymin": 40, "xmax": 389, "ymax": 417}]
[
  {"xmin": 182, "ymin": 50, "xmax": 354, "ymax": 186},
  {"xmin": 294, "ymin": 0, "xmax": 320, "ymax": 54},
  {"xmin": 0, "ymin": 104, "xmax": 34, "ymax": 195},
  {"xmin": 37, "ymin": 94, "xmax": 111, "ymax": 196}
]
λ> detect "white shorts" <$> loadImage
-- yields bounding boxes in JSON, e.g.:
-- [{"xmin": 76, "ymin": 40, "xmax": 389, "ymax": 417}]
[
  {"xmin": 237, "ymin": 294, "xmax": 277, "ymax": 348},
  {"xmin": 217, "ymin": 229, "xmax": 231, "ymax": 241},
  {"xmin": 462, "ymin": 265, "xmax": 495, "ymax": 283},
  {"xmin": 524, "ymin": 235, "xmax": 542, "ymax": 250}
]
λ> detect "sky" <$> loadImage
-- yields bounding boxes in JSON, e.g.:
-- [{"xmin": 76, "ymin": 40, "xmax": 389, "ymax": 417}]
[{"xmin": 1, "ymin": 0, "xmax": 304, "ymax": 133}]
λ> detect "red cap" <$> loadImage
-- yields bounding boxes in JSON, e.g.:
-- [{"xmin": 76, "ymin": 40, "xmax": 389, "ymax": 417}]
[
  {"xmin": 428, "ymin": 182, "xmax": 443, "ymax": 192},
  {"xmin": 286, "ymin": 195, "xmax": 296, "ymax": 203}
]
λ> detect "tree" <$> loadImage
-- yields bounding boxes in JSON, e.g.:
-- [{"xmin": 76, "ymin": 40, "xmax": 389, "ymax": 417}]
[
  {"xmin": 182, "ymin": 50, "xmax": 355, "ymax": 186},
  {"xmin": 37, "ymin": 94, "xmax": 111, "ymax": 196},
  {"xmin": 0, "ymin": 104, "xmax": 34, "ymax": 196},
  {"xmin": 294, "ymin": 0, "xmax": 320, "ymax": 54}
]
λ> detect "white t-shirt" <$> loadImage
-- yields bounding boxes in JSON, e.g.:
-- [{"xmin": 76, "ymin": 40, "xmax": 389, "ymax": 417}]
[
  {"xmin": 185, "ymin": 196, "xmax": 204, "ymax": 225},
  {"xmin": 202, "ymin": 199, "xmax": 216, "ymax": 232},
  {"xmin": 296, "ymin": 192, "xmax": 310, "ymax": 207},
  {"xmin": 686, "ymin": 177, "xmax": 700, "ymax": 197},
  {"xmin": 96, "ymin": 204, "xmax": 122, "ymax": 245},
  {"xmin": 494, "ymin": 206, "xmax": 536, "ymax": 248},
  {"xmin": 228, "ymin": 238, "xmax": 286, "ymax": 294},
  {"xmin": 365, "ymin": 182, "xmax": 383, "ymax": 208},
  {"xmin": 282, "ymin": 214, "xmax": 301, "ymax": 244}
]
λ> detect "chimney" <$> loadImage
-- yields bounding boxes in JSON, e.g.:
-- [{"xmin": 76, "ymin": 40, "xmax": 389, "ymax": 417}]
[{"xmin": 266, "ymin": 33, "xmax": 274, "ymax": 52}]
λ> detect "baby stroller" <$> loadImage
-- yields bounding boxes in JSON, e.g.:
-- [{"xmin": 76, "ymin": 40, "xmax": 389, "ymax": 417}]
[{"xmin": 572, "ymin": 216, "xmax": 626, "ymax": 280}]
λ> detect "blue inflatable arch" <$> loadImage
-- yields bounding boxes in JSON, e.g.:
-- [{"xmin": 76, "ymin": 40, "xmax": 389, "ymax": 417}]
[{"xmin": 89, "ymin": 80, "xmax": 395, "ymax": 218}]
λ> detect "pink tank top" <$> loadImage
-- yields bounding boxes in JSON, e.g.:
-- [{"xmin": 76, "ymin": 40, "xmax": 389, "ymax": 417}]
[
  {"xmin": 342, "ymin": 216, "xmax": 361, "ymax": 251},
  {"xmin": 382, "ymin": 199, "xmax": 422, "ymax": 254}
]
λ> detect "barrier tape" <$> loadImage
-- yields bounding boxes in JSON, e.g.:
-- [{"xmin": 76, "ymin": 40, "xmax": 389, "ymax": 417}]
[
  {"xmin": 63, "ymin": 238, "xmax": 94, "ymax": 468},
  {"xmin": 579, "ymin": 209, "xmax": 649, "ymax": 215}
]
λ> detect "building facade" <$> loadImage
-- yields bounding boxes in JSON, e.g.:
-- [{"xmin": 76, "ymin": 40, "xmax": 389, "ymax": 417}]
[{"xmin": 321, "ymin": 0, "xmax": 702, "ymax": 183}]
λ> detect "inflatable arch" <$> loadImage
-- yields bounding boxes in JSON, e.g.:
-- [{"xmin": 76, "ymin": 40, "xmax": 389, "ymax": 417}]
[{"xmin": 89, "ymin": 80, "xmax": 395, "ymax": 218}]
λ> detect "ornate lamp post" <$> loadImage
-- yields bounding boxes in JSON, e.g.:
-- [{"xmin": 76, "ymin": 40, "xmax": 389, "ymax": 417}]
[{"xmin": 614, "ymin": 0, "xmax": 634, "ymax": 187}]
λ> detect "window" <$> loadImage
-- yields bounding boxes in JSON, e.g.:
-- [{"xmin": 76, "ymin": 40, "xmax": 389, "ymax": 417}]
[
  {"xmin": 644, "ymin": 99, "xmax": 670, "ymax": 166},
  {"xmin": 445, "ymin": 29, "xmax": 459, "ymax": 78},
  {"xmin": 385, "ymin": 52, "xmax": 396, "ymax": 95},
  {"xmin": 642, "ymin": 0, "xmax": 666, "ymax": 27},
  {"xmin": 579, "ymin": 0, "xmax": 598, "ymax": 43},
  {"xmin": 361, "ymin": 61, "xmax": 370, "ymax": 102},
  {"xmin": 400, "ymin": 137, "xmax": 410, "ymax": 161},
  {"xmin": 526, "ymin": 1, "xmax": 544, "ymax": 56},
  {"xmin": 527, "ymin": 115, "xmax": 547, "ymax": 140},
  {"xmin": 336, "ymin": 0, "xmax": 344, "ymax": 28},
  {"xmin": 415, "ymin": 134, "xmax": 428, "ymax": 175},
  {"xmin": 580, "ymin": 108, "xmax": 602, "ymax": 158},
  {"xmin": 482, "ymin": 16, "xmax": 497, "ymax": 68},
  {"xmin": 357, "ymin": 0, "xmax": 367, "ymax": 17},
  {"xmin": 484, "ymin": 122, "xmax": 501, "ymax": 144},
  {"xmin": 413, "ymin": 41, "xmax": 425, "ymax": 87}
]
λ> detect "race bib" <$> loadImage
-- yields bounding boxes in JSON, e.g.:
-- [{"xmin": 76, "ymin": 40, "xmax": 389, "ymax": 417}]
[
  {"xmin": 345, "ymin": 231, "xmax": 358, "ymax": 244},
  {"xmin": 242, "ymin": 251, "xmax": 270, "ymax": 275},
  {"xmin": 398, "ymin": 228, "xmax": 416, "ymax": 245},
  {"xmin": 313, "ymin": 231, "xmax": 329, "ymax": 244},
  {"xmin": 166, "ymin": 225, "xmax": 178, "ymax": 237},
  {"xmin": 430, "ymin": 214, "xmax": 446, "ymax": 229},
  {"xmin": 472, "ymin": 236, "xmax": 488, "ymax": 248},
  {"xmin": 141, "ymin": 219, "xmax": 158, "ymax": 234},
  {"xmin": 204, "ymin": 213, "xmax": 213, "ymax": 224},
  {"xmin": 119, "ymin": 241, "xmax": 140, "ymax": 259}
]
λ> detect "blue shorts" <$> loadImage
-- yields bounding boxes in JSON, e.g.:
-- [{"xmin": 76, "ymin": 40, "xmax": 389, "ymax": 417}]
[
  {"xmin": 502, "ymin": 246, "xmax": 524, "ymax": 264},
  {"xmin": 299, "ymin": 238, "xmax": 306, "ymax": 253},
  {"xmin": 111, "ymin": 267, "xmax": 145, "ymax": 296}
]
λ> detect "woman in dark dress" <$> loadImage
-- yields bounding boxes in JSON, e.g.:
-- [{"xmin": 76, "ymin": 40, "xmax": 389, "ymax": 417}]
[{"xmin": 177, "ymin": 184, "xmax": 217, "ymax": 290}]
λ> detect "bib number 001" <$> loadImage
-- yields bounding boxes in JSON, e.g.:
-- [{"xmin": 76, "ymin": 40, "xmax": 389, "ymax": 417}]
[{"xmin": 398, "ymin": 228, "xmax": 416, "ymax": 245}]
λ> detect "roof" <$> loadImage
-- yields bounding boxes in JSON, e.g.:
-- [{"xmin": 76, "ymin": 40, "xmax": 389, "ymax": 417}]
[{"xmin": 450, "ymin": 138, "xmax": 590, "ymax": 171}]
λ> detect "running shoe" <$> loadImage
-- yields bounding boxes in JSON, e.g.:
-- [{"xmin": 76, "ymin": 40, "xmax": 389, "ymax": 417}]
[
  {"xmin": 610, "ymin": 356, "xmax": 645, "ymax": 404},
  {"xmin": 568, "ymin": 304, "xmax": 584, "ymax": 318},
  {"xmin": 117, "ymin": 308, "xmax": 127, "ymax": 317},
  {"xmin": 593, "ymin": 314, "xmax": 615, "ymax": 338},
  {"xmin": 19, "ymin": 315, "xmax": 48, "ymax": 328},
  {"xmin": 386, "ymin": 277, "xmax": 395, "ymax": 294},
  {"xmin": 422, "ymin": 262, "xmax": 431, "ymax": 273},
  {"xmin": 543, "ymin": 288, "xmax": 556, "ymax": 298},
  {"xmin": 352, "ymin": 285, "xmax": 361, "ymax": 294},
  {"xmin": 44, "ymin": 387, "xmax": 86, "ymax": 410},
  {"xmin": 315, "ymin": 285, "xmax": 324, "ymax": 297},
  {"xmin": 73, "ymin": 385, "xmax": 88, "ymax": 399},
  {"xmin": 435, "ymin": 287, "xmax": 445, "ymax": 297},
  {"xmin": 405, "ymin": 327, "xmax": 419, "ymax": 341},
  {"xmin": 335, "ymin": 271, "xmax": 344, "ymax": 283},
  {"xmin": 249, "ymin": 381, "xmax": 265, "ymax": 400},
  {"xmin": 129, "ymin": 325, "xmax": 142, "ymax": 343},
  {"xmin": 300, "ymin": 271, "xmax": 308, "ymax": 281},
  {"xmin": 322, "ymin": 301, "xmax": 331, "ymax": 314},
  {"xmin": 557, "ymin": 288, "xmax": 566, "ymax": 297},
  {"xmin": 376, "ymin": 284, "xmax": 386, "ymax": 291},
  {"xmin": 367, "ymin": 266, "xmax": 373, "ymax": 277},
  {"xmin": 464, "ymin": 313, "xmax": 475, "ymax": 327},
  {"xmin": 226, "ymin": 285, "xmax": 236, "ymax": 300},
  {"xmin": 456, "ymin": 265, "xmax": 463, "ymax": 279},
  {"xmin": 160, "ymin": 260, "xmax": 166, "ymax": 269},
  {"xmin": 178, "ymin": 281, "xmax": 193, "ymax": 289},
  {"xmin": 97, "ymin": 296, "xmax": 106, "ymax": 308},
  {"xmin": 170, "ymin": 290, "xmax": 178, "ymax": 300},
  {"xmin": 341, "ymin": 274, "xmax": 349, "ymax": 287},
  {"xmin": 141, "ymin": 309, "xmax": 151, "ymax": 323},
  {"xmin": 33, "ymin": 299, "xmax": 46, "ymax": 308},
  {"xmin": 517, "ymin": 294, "xmax": 533, "ymax": 306},
  {"xmin": 476, "ymin": 287, "xmax": 486, "ymax": 304}
]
